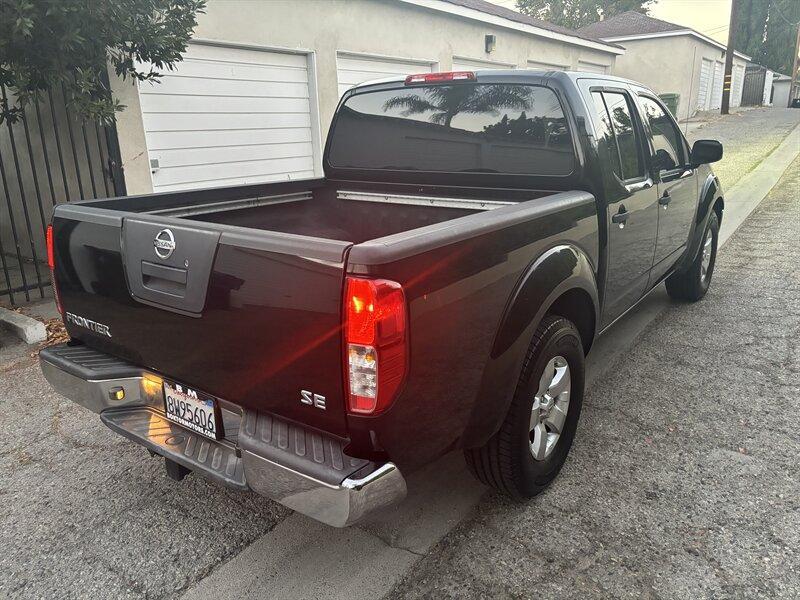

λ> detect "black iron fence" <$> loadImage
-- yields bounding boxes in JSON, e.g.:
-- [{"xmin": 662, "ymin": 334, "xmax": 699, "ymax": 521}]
[
  {"xmin": 0, "ymin": 84, "xmax": 125, "ymax": 304},
  {"xmin": 741, "ymin": 66, "xmax": 768, "ymax": 107}
]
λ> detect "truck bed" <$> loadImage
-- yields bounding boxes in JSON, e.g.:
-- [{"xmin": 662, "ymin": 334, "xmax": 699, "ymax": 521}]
[
  {"xmin": 52, "ymin": 177, "xmax": 589, "ymax": 440},
  {"xmin": 151, "ymin": 184, "xmax": 546, "ymax": 245}
]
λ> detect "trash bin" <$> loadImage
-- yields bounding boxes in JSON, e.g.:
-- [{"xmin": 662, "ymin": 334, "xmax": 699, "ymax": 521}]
[{"xmin": 659, "ymin": 93, "xmax": 680, "ymax": 118}]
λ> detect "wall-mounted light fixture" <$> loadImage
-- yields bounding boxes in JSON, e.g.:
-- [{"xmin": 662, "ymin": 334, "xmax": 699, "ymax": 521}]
[{"xmin": 485, "ymin": 34, "xmax": 496, "ymax": 54}]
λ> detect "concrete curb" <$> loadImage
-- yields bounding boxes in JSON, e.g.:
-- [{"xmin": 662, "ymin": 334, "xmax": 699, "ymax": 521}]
[
  {"xmin": 718, "ymin": 122, "xmax": 800, "ymax": 248},
  {"xmin": 0, "ymin": 306, "xmax": 47, "ymax": 344}
]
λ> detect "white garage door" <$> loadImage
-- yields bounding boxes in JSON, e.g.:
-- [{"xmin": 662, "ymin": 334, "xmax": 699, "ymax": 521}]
[
  {"xmin": 451, "ymin": 57, "xmax": 515, "ymax": 71},
  {"xmin": 336, "ymin": 53, "xmax": 434, "ymax": 97},
  {"xmin": 731, "ymin": 64, "xmax": 746, "ymax": 107},
  {"xmin": 139, "ymin": 43, "xmax": 317, "ymax": 192},
  {"xmin": 697, "ymin": 58, "xmax": 713, "ymax": 111},
  {"xmin": 710, "ymin": 61, "xmax": 724, "ymax": 110},
  {"xmin": 577, "ymin": 60, "xmax": 610, "ymax": 74},
  {"xmin": 526, "ymin": 60, "xmax": 568, "ymax": 71}
]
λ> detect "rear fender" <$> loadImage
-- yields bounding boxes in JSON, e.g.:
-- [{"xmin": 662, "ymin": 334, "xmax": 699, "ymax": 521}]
[{"xmin": 460, "ymin": 244, "xmax": 599, "ymax": 448}]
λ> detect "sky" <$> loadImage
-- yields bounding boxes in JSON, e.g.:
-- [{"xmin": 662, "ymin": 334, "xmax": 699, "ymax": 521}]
[{"xmin": 487, "ymin": 0, "xmax": 733, "ymax": 44}]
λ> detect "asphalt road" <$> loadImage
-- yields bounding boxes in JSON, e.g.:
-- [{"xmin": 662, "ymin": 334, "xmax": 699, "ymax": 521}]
[
  {"xmin": 0, "ymin": 109, "xmax": 797, "ymax": 600},
  {"xmin": 686, "ymin": 107, "xmax": 799, "ymax": 191},
  {"xmin": 389, "ymin": 156, "xmax": 800, "ymax": 599}
]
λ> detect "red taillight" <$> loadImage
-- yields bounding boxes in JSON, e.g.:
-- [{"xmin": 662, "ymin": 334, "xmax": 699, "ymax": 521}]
[
  {"xmin": 46, "ymin": 225, "xmax": 55, "ymax": 270},
  {"xmin": 344, "ymin": 277, "xmax": 407, "ymax": 415},
  {"xmin": 405, "ymin": 71, "xmax": 475, "ymax": 85},
  {"xmin": 46, "ymin": 224, "xmax": 63, "ymax": 316}
]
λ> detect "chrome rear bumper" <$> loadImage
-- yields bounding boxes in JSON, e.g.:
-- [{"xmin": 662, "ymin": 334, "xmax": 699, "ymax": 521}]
[{"xmin": 39, "ymin": 344, "xmax": 406, "ymax": 527}]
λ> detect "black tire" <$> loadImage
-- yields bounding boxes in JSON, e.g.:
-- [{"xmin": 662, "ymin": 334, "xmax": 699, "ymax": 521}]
[
  {"xmin": 464, "ymin": 315, "xmax": 585, "ymax": 500},
  {"xmin": 665, "ymin": 211, "xmax": 719, "ymax": 302}
]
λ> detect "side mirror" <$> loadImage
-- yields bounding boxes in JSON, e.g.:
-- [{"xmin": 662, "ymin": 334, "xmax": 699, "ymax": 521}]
[{"xmin": 690, "ymin": 139, "xmax": 723, "ymax": 167}]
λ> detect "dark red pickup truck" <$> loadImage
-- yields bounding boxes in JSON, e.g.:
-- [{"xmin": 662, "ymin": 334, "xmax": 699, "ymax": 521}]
[{"xmin": 41, "ymin": 70, "xmax": 724, "ymax": 526}]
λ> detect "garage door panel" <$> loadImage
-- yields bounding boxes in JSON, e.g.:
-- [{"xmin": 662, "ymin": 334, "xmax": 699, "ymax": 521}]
[
  {"xmin": 337, "ymin": 55, "xmax": 431, "ymax": 75},
  {"xmin": 185, "ymin": 44, "xmax": 307, "ymax": 69},
  {"xmin": 141, "ymin": 43, "xmax": 317, "ymax": 192},
  {"xmin": 153, "ymin": 155, "xmax": 315, "ymax": 187},
  {"xmin": 143, "ymin": 95, "xmax": 311, "ymax": 115},
  {"xmin": 526, "ymin": 60, "xmax": 568, "ymax": 71},
  {"xmin": 578, "ymin": 61, "xmax": 609, "ymax": 74},
  {"xmin": 337, "ymin": 68, "xmax": 415, "ymax": 88},
  {"xmin": 711, "ymin": 61, "xmax": 724, "ymax": 110},
  {"xmin": 451, "ymin": 58, "xmax": 514, "ymax": 71},
  {"xmin": 167, "ymin": 58, "xmax": 310, "ymax": 84},
  {"xmin": 697, "ymin": 58, "xmax": 712, "ymax": 110},
  {"xmin": 336, "ymin": 53, "xmax": 433, "ymax": 97},
  {"xmin": 142, "ymin": 112, "xmax": 311, "ymax": 133},
  {"xmin": 153, "ymin": 169, "xmax": 317, "ymax": 193},
  {"xmin": 732, "ymin": 64, "xmax": 745, "ymax": 107},
  {"xmin": 153, "ymin": 142, "xmax": 314, "ymax": 169},
  {"xmin": 139, "ymin": 77, "xmax": 310, "ymax": 99},
  {"xmin": 145, "ymin": 127, "xmax": 312, "ymax": 152}
]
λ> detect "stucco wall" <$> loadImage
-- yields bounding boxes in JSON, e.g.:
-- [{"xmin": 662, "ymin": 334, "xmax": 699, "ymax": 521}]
[
  {"xmin": 111, "ymin": 0, "xmax": 619, "ymax": 195},
  {"xmin": 608, "ymin": 35, "xmax": 748, "ymax": 123},
  {"xmin": 772, "ymin": 79, "xmax": 791, "ymax": 108}
]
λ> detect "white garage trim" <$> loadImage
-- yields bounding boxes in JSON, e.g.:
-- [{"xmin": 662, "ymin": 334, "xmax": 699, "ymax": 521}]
[
  {"xmin": 451, "ymin": 56, "xmax": 516, "ymax": 70},
  {"xmin": 336, "ymin": 51, "xmax": 438, "ymax": 97},
  {"xmin": 138, "ymin": 40, "xmax": 322, "ymax": 192}
]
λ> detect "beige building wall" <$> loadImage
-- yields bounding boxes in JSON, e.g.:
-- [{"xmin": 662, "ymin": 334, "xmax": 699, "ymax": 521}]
[
  {"xmin": 608, "ymin": 35, "xmax": 748, "ymax": 123},
  {"xmin": 111, "ymin": 0, "xmax": 619, "ymax": 195}
]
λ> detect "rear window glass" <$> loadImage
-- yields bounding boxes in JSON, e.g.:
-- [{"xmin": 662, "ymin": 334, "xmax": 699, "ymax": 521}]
[{"xmin": 327, "ymin": 84, "xmax": 575, "ymax": 176}]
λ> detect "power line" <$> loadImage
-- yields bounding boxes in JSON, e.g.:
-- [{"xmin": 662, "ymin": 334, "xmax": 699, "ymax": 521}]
[
  {"xmin": 700, "ymin": 24, "xmax": 730, "ymax": 35},
  {"xmin": 770, "ymin": 0, "xmax": 800, "ymax": 27}
]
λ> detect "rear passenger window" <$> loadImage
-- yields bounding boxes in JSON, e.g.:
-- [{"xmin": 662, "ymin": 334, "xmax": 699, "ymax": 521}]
[
  {"xmin": 590, "ymin": 91, "xmax": 621, "ymax": 178},
  {"xmin": 638, "ymin": 96, "xmax": 684, "ymax": 170},
  {"xmin": 603, "ymin": 92, "xmax": 644, "ymax": 180},
  {"xmin": 590, "ymin": 90, "xmax": 645, "ymax": 182}
]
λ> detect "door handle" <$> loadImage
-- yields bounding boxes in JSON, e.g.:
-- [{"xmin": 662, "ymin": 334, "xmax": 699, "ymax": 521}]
[
  {"xmin": 659, "ymin": 192, "xmax": 672, "ymax": 207},
  {"xmin": 611, "ymin": 207, "xmax": 630, "ymax": 227}
]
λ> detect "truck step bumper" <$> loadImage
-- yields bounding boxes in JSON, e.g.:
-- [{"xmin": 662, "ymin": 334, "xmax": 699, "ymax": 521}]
[
  {"xmin": 39, "ymin": 343, "xmax": 406, "ymax": 527},
  {"xmin": 101, "ymin": 407, "xmax": 247, "ymax": 490}
]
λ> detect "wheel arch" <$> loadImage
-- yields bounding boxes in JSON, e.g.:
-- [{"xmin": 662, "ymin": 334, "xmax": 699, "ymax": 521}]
[
  {"xmin": 460, "ymin": 243, "xmax": 599, "ymax": 449},
  {"xmin": 680, "ymin": 173, "xmax": 723, "ymax": 273}
]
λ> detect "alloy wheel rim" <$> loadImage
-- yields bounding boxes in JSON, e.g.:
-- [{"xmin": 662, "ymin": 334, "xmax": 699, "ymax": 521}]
[
  {"xmin": 530, "ymin": 355, "xmax": 571, "ymax": 461},
  {"xmin": 701, "ymin": 228, "xmax": 713, "ymax": 282}
]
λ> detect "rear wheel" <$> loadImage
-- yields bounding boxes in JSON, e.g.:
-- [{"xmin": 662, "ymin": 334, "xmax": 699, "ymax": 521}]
[
  {"xmin": 666, "ymin": 211, "xmax": 719, "ymax": 302},
  {"xmin": 465, "ymin": 315, "xmax": 585, "ymax": 500}
]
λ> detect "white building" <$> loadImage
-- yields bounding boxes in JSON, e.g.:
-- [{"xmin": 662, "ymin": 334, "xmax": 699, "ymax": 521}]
[
  {"xmin": 579, "ymin": 11, "xmax": 750, "ymax": 122},
  {"xmin": 112, "ymin": 0, "xmax": 623, "ymax": 195}
]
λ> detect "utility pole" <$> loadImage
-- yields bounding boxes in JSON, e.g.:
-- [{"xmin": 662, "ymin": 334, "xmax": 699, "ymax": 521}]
[
  {"xmin": 721, "ymin": 0, "xmax": 740, "ymax": 114},
  {"xmin": 792, "ymin": 24, "xmax": 800, "ymax": 106}
]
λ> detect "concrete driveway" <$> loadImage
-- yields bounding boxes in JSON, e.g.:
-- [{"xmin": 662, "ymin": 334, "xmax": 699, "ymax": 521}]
[{"xmin": 0, "ymin": 109, "xmax": 798, "ymax": 600}]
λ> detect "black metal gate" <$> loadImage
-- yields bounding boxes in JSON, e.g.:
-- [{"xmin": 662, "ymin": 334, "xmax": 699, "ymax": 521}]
[
  {"xmin": 0, "ymin": 84, "xmax": 125, "ymax": 304},
  {"xmin": 741, "ymin": 66, "xmax": 767, "ymax": 107}
]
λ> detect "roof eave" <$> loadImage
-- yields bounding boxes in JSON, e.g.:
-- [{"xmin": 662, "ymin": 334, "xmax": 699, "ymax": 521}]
[
  {"xmin": 396, "ymin": 0, "xmax": 625, "ymax": 55},
  {"xmin": 602, "ymin": 30, "xmax": 751, "ymax": 61}
]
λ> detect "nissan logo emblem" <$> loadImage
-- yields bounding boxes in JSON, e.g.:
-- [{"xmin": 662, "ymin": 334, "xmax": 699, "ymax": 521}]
[{"xmin": 154, "ymin": 228, "xmax": 176, "ymax": 259}]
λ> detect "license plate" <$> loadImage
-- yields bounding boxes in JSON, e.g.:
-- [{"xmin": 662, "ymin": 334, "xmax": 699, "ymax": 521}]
[{"xmin": 163, "ymin": 381, "xmax": 222, "ymax": 440}]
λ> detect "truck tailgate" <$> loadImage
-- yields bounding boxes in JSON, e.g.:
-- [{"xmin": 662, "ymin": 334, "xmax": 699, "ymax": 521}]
[{"xmin": 52, "ymin": 205, "xmax": 352, "ymax": 436}]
